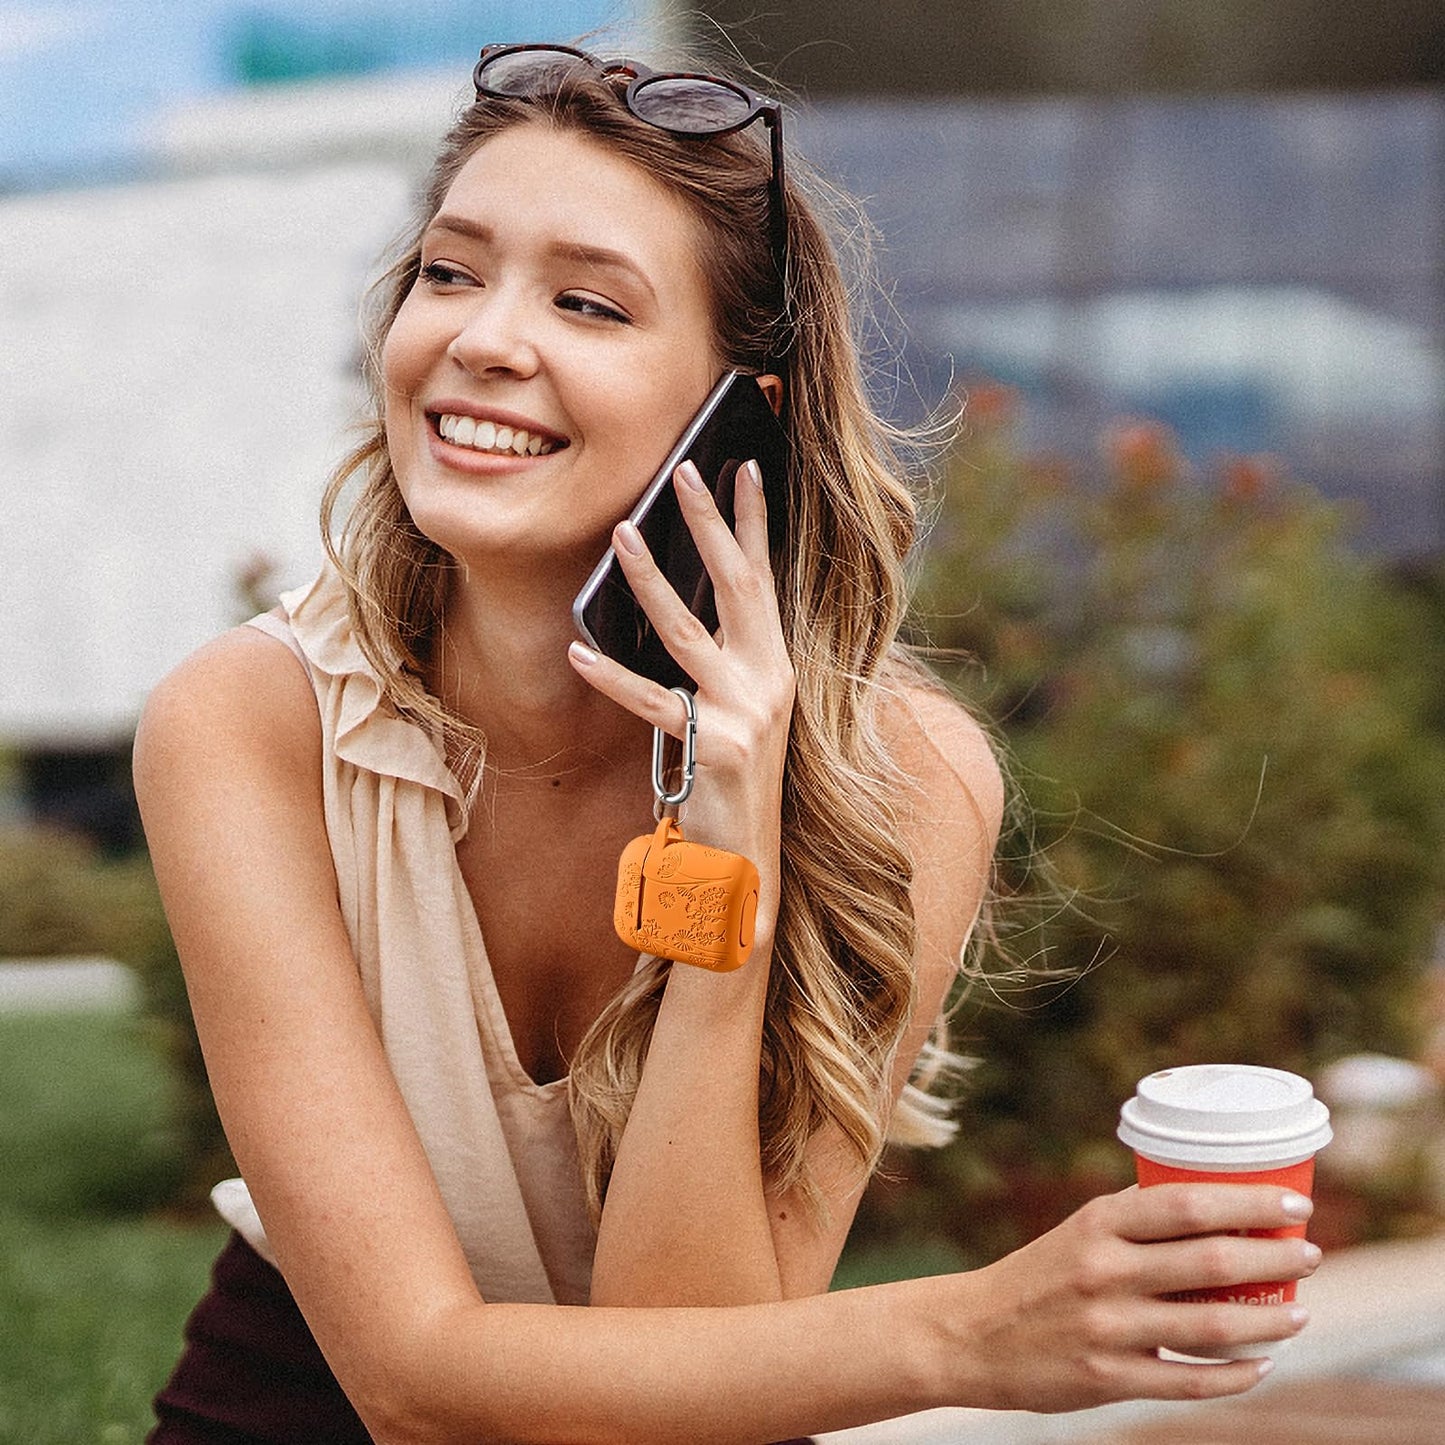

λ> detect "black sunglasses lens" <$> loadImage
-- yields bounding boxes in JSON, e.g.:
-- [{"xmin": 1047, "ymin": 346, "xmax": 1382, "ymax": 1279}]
[
  {"xmin": 628, "ymin": 75, "xmax": 754, "ymax": 133},
  {"xmin": 478, "ymin": 47, "xmax": 591, "ymax": 97}
]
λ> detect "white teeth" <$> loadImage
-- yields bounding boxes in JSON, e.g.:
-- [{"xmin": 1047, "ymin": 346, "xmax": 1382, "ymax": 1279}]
[{"xmin": 437, "ymin": 415, "xmax": 556, "ymax": 457}]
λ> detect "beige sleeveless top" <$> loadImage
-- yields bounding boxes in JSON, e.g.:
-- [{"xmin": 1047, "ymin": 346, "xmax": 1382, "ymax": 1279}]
[{"xmin": 213, "ymin": 565, "xmax": 596, "ymax": 1306}]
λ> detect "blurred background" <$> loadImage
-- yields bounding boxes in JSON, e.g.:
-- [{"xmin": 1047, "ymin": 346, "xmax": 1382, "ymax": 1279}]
[{"xmin": 2, "ymin": 2, "xmax": 1443, "ymax": 1437}]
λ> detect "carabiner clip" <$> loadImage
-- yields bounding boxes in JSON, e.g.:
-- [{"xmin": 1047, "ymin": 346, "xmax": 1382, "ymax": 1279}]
[{"xmin": 652, "ymin": 687, "xmax": 697, "ymax": 812}]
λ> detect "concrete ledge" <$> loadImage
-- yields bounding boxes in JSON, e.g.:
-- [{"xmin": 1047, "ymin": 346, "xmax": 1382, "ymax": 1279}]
[
  {"xmin": 817, "ymin": 1231, "xmax": 1445, "ymax": 1443},
  {"xmin": 0, "ymin": 957, "xmax": 140, "ymax": 1011}
]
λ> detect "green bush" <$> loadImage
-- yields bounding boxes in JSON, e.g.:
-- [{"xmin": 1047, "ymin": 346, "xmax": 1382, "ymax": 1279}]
[
  {"xmin": 0, "ymin": 828, "xmax": 122, "ymax": 959},
  {"xmin": 0, "ymin": 1012, "xmax": 229, "ymax": 1442},
  {"xmin": 0, "ymin": 828, "xmax": 233, "ymax": 1210},
  {"xmin": 871, "ymin": 387, "xmax": 1445, "ymax": 1263},
  {"xmin": 0, "ymin": 1012, "xmax": 185, "ymax": 1218}
]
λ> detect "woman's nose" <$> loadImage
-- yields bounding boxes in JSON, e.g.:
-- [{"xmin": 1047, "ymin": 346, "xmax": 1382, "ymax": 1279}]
[{"xmin": 445, "ymin": 294, "xmax": 540, "ymax": 378}]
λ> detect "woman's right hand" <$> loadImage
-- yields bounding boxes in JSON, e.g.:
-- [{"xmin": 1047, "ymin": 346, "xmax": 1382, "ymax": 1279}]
[{"xmin": 931, "ymin": 1183, "xmax": 1321, "ymax": 1414}]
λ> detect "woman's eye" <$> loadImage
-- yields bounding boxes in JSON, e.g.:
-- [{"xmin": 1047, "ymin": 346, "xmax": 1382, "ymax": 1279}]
[
  {"xmin": 420, "ymin": 260, "xmax": 474, "ymax": 288},
  {"xmin": 557, "ymin": 293, "xmax": 631, "ymax": 324}
]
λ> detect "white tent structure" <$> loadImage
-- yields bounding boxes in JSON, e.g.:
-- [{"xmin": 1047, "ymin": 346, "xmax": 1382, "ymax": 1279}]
[{"xmin": 1, "ymin": 69, "xmax": 470, "ymax": 747}]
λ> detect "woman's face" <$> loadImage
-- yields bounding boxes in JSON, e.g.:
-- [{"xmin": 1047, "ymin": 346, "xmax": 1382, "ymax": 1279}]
[{"xmin": 382, "ymin": 122, "xmax": 722, "ymax": 580}]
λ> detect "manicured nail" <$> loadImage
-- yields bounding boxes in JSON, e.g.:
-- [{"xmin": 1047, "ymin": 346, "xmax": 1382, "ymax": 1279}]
[
  {"xmin": 677, "ymin": 459, "xmax": 706, "ymax": 491},
  {"xmin": 1255, "ymin": 1357, "xmax": 1275, "ymax": 1379},
  {"xmin": 1288, "ymin": 1306, "xmax": 1310, "ymax": 1329},
  {"xmin": 1280, "ymin": 1192, "xmax": 1313, "ymax": 1221},
  {"xmin": 568, "ymin": 640, "xmax": 598, "ymax": 666},
  {"xmin": 616, "ymin": 520, "xmax": 645, "ymax": 555},
  {"xmin": 744, "ymin": 458, "xmax": 764, "ymax": 489},
  {"xmin": 1301, "ymin": 1241, "xmax": 1323, "ymax": 1266}
]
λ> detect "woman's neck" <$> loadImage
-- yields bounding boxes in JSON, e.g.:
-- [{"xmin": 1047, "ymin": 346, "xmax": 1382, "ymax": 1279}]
[{"xmin": 427, "ymin": 561, "xmax": 648, "ymax": 782}]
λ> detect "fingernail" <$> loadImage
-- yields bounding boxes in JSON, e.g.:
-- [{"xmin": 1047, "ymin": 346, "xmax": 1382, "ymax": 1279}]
[
  {"xmin": 745, "ymin": 459, "xmax": 764, "ymax": 489},
  {"xmin": 1288, "ymin": 1306, "xmax": 1310, "ymax": 1329},
  {"xmin": 568, "ymin": 640, "xmax": 598, "ymax": 666},
  {"xmin": 616, "ymin": 520, "xmax": 645, "ymax": 555},
  {"xmin": 1301, "ymin": 1241, "xmax": 1323, "ymax": 1266},
  {"xmin": 1255, "ymin": 1357, "xmax": 1275, "ymax": 1380},
  {"xmin": 678, "ymin": 459, "xmax": 706, "ymax": 491},
  {"xmin": 1281, "ymin": 1192, "xmax": 1313, "ymax": 1221}
]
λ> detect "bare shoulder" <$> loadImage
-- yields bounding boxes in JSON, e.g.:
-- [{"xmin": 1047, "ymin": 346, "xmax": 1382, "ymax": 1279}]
[
  {"xmin": 878, "ymin": 668, "xmax": 1006, "ymax": 849},
  {"xmin": 868, "ymin": 670, "xmax": 1004, "ymax": 1117},
  {"xmin": 134, "ymin": 621, "xmax": 318, "ymax": 797}
]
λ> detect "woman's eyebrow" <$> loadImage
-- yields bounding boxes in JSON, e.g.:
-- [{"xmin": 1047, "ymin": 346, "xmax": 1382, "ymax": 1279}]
[
  {"xmin": 425, "ymin": 213, "xmax": 657, "ymax": 302},
  {"xmin": 425, "ymin": 213, "xmax": 494, "ymax": 245},
  {"xmin": 547, "ymin": 241, "xmax": 658, "ymax": 303}
]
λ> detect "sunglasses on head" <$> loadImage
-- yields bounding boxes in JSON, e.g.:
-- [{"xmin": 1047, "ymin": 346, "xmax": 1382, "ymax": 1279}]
[{"xmin": 473, "ymin": 44, "xmax": 789, "ymax": 307}]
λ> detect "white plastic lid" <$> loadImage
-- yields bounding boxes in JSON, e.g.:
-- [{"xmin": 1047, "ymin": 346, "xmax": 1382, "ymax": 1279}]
[{"xmin": 1117, "ymin": 1064, "xmax": 1332, "ymax": 1170}]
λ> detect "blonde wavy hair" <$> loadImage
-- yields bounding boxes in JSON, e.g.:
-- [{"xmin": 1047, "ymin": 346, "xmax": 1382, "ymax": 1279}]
[{"xmin": 321, "ymin": 56, "xmax": 971, "ymax": 1222}]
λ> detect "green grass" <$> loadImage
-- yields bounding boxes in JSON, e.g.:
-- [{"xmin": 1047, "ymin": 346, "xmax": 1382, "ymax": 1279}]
[{"xmin": 0, "ymin": 1010, "xmax": 227, "ymax": 1445}]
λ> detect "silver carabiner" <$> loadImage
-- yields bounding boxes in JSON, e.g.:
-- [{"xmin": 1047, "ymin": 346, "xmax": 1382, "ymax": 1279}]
[{"xmin": 652, "ymin": 687, "xmax": 697, "ymax": 812}]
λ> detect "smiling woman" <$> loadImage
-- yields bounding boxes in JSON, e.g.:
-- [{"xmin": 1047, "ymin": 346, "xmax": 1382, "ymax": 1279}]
[
  {"xmin": 381, "ymin": 125, "xmax": 720, "ymax": 581},
  {"xmin": 132, "ymin": 37, "xmax": 1322, "ymax": 1445}
]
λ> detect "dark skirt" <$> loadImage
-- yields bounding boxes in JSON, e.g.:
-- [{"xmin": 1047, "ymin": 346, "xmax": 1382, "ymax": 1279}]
[
  {"xmin": 151, "ymin": 1231, "xmax": 815, "ymax": 1444},
  {"xmin": 149, "ymin": 1231, "xmax": 372, "ymax": 1443}
]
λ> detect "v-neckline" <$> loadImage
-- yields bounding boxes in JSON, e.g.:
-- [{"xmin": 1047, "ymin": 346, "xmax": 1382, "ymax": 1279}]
[{"xmin": 450, "ymin": 850, "xmax": 573, "ymax": 1098}]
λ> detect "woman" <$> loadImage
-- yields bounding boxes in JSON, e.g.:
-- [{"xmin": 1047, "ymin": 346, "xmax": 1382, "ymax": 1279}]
[{"xmin": 136, "ymin": 42, "xmax": 1320, "ymax": 1445}]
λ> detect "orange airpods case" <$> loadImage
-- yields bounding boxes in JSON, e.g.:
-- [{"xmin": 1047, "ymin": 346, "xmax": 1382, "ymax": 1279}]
[{"xmin": 613, "ymin": 817, "xmax": 759, "ymax": 972}]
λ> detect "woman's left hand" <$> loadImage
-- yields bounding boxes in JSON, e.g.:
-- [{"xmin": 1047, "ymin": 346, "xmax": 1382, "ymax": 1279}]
[{"xmin": 567, "ymin": 456, "xmax": 795, "ymax": 939}]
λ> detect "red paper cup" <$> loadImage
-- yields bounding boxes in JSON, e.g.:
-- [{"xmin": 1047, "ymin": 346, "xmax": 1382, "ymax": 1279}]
[
  {"xmin": 1133, "ymin": 1154, "xmax": 1316, "ymax": 1306},
  {"xmin": 1119, "ymin": 1065, "xmax": 1332, "ymax": 1357}
]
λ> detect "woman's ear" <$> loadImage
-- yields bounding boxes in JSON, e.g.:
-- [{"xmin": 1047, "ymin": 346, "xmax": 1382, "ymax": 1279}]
[{"xmin": 756, "ymin": 373, "xmax": 784, "ymax": 416}]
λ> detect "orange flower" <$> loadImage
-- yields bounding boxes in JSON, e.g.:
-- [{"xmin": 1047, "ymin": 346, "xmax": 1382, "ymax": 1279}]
[
  {"xmin": 1104, "ymin": 419, "xmax": 1181, "ymax": 491},
  {"xmin": 963, "ymin": 377, "xmax": 1019, "ymax": 430},
  {"xmin": 1220, "ymin": 454, "xmax": 1281, "ymax": 504}
]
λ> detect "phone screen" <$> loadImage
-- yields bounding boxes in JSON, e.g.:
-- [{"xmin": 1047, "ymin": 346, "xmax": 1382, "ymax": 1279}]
[{"xmin": 572, "ymin": 370, "xmax": 790, "ymax": 690}]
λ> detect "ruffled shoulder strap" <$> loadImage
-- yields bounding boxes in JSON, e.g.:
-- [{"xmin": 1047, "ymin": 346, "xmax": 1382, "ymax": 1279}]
[{"xmin": 260, "ymin": 567, "xmax": 469, "ymax": 831}]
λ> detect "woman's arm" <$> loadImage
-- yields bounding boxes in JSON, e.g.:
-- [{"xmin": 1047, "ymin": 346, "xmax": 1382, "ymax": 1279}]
[
  {"xmin": 136, "ymin": 629, "xmax": 1318, "ymax": 1445},
  {"xmin": 573, "ymin": 460, "xmax": 1007, "ymax": 1305},
  {"xmin": 391, "ymin": 1182, "xmax": 1317, "ymax": 1445},
  {"xmin": 134, "ymin": 628, "xmax": 495, "ymax": 1388},
  {"xmin": 569, "ymin": 460, "xmax": 797, "ymax": 1305}
]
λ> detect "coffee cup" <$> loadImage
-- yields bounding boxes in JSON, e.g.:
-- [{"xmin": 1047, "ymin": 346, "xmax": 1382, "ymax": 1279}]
[{"xmin": 1117, "ymin": 1063, "xmax": 1332, "ymax": 1358}]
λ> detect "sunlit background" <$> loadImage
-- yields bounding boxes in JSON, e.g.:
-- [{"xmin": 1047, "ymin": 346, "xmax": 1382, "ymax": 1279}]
[
  {"xmin": 4, "ymin": 1, "xmax": 1441, "ymax": 754},
  {"xmin": 2, "ymin": 3, "xmax": 1443, "ymax": 1439}
]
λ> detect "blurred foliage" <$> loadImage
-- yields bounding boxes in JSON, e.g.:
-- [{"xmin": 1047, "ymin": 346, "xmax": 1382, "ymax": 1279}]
[
  {"xmin": 0, "ymin": 1012, "xmax": 228, "ymax": 1441},
  {"xmin": 868, "ymin": 384, "xmax": 1445, "ymax": 1264},
  {"xmin": 0, "ymin": 829, "xmax": 234, "ymax": 1210},
  {"xmin": 0, "ymin": 557, "xmax": 283, "ymax": 1208},
  {"xmin": 0, "ymin": 1011, "xmax": 184, "ymax": 1219},
  {"xmin": 0, "ymin": 828, "xmax": 120, "ymax": 959}
]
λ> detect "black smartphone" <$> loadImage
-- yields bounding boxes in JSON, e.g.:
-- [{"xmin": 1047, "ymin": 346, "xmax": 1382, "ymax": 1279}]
[{"xmin": 571, "ymin": 369, "xmax": 790, "ymax": 691}]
